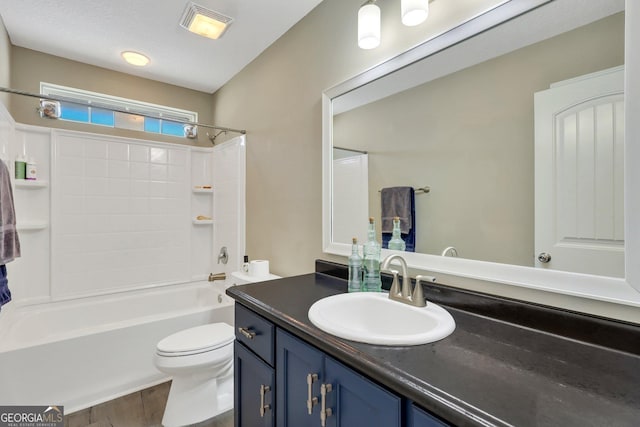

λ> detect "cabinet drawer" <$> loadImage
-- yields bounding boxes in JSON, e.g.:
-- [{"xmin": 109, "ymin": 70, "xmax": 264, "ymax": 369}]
[{"xmin": 235, "ymin": 303, "xmax": 275, "ymax": 366}]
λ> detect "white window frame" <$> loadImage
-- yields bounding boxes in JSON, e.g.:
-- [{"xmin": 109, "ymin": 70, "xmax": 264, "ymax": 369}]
[{"xmin": 40, "ymin": 82, "xmax": 198, "ymax": 135}]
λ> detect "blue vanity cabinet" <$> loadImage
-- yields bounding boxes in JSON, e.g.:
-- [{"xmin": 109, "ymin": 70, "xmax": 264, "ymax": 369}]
[
  {"xmin": 234, "ymin": 304, "xmax": 276, "ymax": 427},
  {"xmin": 323, "ymin": 356, "xmax": 401, "ymax": 427},
  {"xmin": 234, "ymin": 304, "xmax": 442, "ymax": 427},
  {"xmin": 276, "ymin": 329, "xmax": 325, "ymax": 426},
  {"xmin": 234, "ymin": 341, "xmax": 275, "ymax": 427},
  {"xmin": 276, "ymin": 329, "xmax": 401, "ymax": 427},
  {"xmin": 408, "ymin": 403, "xmax": 450, "ymax": 427}
]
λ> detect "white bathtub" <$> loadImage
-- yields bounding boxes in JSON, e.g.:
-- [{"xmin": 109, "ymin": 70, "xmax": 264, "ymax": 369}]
[{"xmin": 0, "ymin": 281, "xmax": 234, "ymax": 413}]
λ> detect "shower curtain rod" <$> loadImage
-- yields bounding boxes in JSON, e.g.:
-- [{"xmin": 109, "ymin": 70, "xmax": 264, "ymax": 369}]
[{"xmin": 0, "ymin": 86, "xmax": 247, "ymax": 136}]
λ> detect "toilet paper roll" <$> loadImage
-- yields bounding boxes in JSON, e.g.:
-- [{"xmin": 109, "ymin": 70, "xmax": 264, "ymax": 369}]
[{"xmin": 249, "ymin": 260, "xmax": 270, "ymax": 277}]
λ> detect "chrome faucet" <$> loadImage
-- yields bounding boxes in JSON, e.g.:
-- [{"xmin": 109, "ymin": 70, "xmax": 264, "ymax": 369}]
[{"xmin": 380, "ymin": 255, "xmax": 436, "ymax": 307}]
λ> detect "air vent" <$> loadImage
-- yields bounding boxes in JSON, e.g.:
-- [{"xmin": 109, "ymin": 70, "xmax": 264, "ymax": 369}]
[{"xmin": 180, "ymin": 1, "xmax": 233, "ymax": 40}]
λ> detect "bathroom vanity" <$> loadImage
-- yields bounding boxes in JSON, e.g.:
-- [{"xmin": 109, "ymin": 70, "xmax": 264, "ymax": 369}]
[{"xmin": 227, "ymin": 261, "xmax": 640, "ymax": 427}]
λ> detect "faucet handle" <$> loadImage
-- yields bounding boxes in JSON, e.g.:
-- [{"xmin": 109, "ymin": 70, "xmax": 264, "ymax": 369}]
[
  {"xmin": 413, "ymin": 275, "xmax": 436, "ymax": 307},
  {"xmin": 217, "ymin": 246, "xmax": 229, "ymax": 264},
  {"xmin": 388, "ymin": 270, "xmax": 401, "ymax": 297}
]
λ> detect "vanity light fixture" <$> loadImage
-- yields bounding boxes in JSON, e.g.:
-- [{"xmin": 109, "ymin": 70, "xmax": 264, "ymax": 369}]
[
  {"xmin": 359, "ymin": 0, "xmax": 432, "ymax": 49},
  {"xmin": 121, "ymin": 51, "xmax": 150, "ymax": 67},
  {"xmin": 180, "ymin": 1, "xmax": 233, "ymax": 40},
  {"xmin": 358, "ymin": 0, "xmax": 381, "ymax": 50},
  {"xmin": 401, "ymin": 0, "xmax": 429, "ymax": 26}
]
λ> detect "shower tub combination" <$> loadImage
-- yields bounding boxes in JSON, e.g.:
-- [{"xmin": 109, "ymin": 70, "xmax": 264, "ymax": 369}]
[{"xmin": 0, "ymin": 281, "xmax": 233, "ymax": 413}]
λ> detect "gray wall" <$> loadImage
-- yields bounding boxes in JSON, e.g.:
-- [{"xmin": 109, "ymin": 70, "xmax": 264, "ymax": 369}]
[
  {"xmin": 9, "ymin": 47, "xmax": 213, "ymax": 146},
  {"xmin": 209, "ymin": 0, "xmax": 501, "ymax": 275},
  {"xmin": 333, "ymin": 13, "xmax": 624, "ymax": 267}
]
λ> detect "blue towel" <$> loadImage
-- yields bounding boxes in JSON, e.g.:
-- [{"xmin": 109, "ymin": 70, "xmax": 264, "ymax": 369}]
[
  {"xmin": 0, "ymin": 265, "xmax": 10, "ymax": 310},
  {"xmin": 381, "ymin": 187, "xmax": 416, "ymax": 252}
]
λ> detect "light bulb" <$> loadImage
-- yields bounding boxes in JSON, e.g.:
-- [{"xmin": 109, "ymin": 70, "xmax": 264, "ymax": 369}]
[
  {"xmin": 358, "ymin": 2, "xmax": 381, "ymax": 50},
  {"xmin": 401, "ymin": 0, "xmax": 429, "ymax": 27},
  {"xmin": 121, "ymin": 51, "xmax": 150, "ymax": 67}
]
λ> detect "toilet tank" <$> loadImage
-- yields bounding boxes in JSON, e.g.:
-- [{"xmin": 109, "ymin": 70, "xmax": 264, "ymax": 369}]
[{"xmin": 230, "ymin": 271, "xmax": 281, "ymax": 286}]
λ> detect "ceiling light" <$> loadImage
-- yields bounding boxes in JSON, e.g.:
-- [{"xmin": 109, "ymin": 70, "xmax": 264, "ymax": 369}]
[
  {"xmin": 358, "ymin": 0, "xmax": 381, "ymax": 50},
  {"xmin": 180, "ymin": 1, "xmax": 233, "ymax": 40},
  {"xmin": 401, "ymin": 0, "xmax": 429, "ymax": 26},
  {"xmin": 121, "ymin": 51, "xmax": 150, "ymax": 67}
]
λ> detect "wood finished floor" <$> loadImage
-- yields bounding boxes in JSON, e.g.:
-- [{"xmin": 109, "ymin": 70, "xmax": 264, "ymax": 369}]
[{"xmin": 63, "ymin": 381, "xmax": 234, "ymax": 427}]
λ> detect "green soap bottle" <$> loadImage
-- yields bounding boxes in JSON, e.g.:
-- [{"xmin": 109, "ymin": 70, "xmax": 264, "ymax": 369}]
[
  {"xmin": 348, "ymin": 237, "xmax": 363, "ymax": 292},
  {"xmin": 363, "ymin": 217, "xmax": 382, "ymax": 292},
  {"xmin": 14, "ymin": 155, "xmax": 26, "ymax": 179},
  {"xmin": 388, "ymin": 216, "xmax": 406, "ymax": 251}
]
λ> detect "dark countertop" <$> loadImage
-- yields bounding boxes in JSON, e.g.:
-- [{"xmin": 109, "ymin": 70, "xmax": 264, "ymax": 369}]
[{"xmin": 226, "ymin": 268, "xmax": 640, "ymax": 427}]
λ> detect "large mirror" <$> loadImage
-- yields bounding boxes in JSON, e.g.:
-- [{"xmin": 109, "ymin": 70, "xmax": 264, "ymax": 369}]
[{"xmin": 323, "ymin": 0, "xmax": 640, "ymax": 304}]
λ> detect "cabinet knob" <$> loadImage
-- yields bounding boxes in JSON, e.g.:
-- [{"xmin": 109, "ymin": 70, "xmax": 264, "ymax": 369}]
[
  {"xmin": 320, "ymin": 383, "xmax": 333, "ymax": 427},
  {"xmin": 307, "ymin": 373, "xmax": 319, "ymax": 414},
  {"xmin": 259, "ymin": 384, "xmax": 271, "ymax": 418},
  {"xmin": 238, "ymin": 327, "xmax": 256, "ymax": 339}
]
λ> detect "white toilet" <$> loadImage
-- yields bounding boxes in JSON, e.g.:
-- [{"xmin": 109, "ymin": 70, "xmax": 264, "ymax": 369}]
[
  {"xmin": 154, "ymin": 322, "xmax": 235, "ymax": 427},
  {"xmin": 155, "ymin": 270, "xmax": 281, "ymax": 426}
]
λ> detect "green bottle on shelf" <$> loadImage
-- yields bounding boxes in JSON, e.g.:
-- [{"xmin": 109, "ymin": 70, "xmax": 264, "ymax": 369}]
[
  {"xmin": 363, "ymin": 217, "xmax": 382, "ymax": 292},
  {"xmin": 348, "ymin": 237, "xmax": 363, "ymax": 292},
  {"xmin": 388, "ymin": 216, "xmax": 406, "ymax": 251}
]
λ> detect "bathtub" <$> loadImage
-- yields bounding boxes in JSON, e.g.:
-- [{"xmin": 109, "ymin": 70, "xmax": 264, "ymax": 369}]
[{"xmin": 0, "ymin": 281, "xmax": 234, "ymax": 413}]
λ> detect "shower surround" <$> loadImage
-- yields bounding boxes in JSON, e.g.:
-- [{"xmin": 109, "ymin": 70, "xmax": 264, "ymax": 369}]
[{"xmin": 0, "ymin": 104, "xmax": 246, "ymax": 412}]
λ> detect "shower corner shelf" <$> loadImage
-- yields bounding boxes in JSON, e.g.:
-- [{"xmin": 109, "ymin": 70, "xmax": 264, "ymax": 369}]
[
  {"xmin": 17, "ymin": 221, "xmax": 49, "ymax": 231},
  {"xmin": 15, "ymin": 179, "xmax": 49, "ymax": 189},
  {"xmin": 193, "ymin": 219, "xmax": 214, "ymax": 225},
  {"xmin": 193, "ymin": 186, "xmax": 213, "ymax": 193}
]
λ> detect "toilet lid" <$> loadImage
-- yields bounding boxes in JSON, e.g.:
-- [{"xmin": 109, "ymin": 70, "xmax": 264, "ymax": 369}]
[{"xmin": 157, "ymin": 323, "xmax": 234, "ymax": 355}]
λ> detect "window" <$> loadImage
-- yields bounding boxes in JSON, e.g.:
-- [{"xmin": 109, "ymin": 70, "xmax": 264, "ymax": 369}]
[{"xmin": 40, "ymin": 83, "xmax": 198, "ymax": 138}]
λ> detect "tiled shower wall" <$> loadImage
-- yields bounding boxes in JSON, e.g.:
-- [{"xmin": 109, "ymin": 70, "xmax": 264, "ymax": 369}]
[
  {"xmin": 8, "ymin": 122, "xmax": 221, "ymax": 304},
  {"xmin": 52, "ymin": 132, "xmax": 192, "ymax": 298}
]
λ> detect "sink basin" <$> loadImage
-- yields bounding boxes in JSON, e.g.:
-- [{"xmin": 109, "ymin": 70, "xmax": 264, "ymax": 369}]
[{"xmin": 308, "ymin": 292, "xmax": 455, "ymax": 346}]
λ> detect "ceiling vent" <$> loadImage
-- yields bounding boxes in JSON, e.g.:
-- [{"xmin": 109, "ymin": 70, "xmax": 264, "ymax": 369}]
[{"xmin": 180, "ymin": 2, "xmax": 233, "ymax": 40}]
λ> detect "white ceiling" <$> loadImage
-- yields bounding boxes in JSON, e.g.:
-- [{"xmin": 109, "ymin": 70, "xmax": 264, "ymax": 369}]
[{"xmin": 0, "ymin": 0, "xmax": 323, "ymax": 93}]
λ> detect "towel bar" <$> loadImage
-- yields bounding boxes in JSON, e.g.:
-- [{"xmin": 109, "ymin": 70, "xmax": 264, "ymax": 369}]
[{"xmin": 378, "ymin": 186, "xmax": 430, "ymax": 194}]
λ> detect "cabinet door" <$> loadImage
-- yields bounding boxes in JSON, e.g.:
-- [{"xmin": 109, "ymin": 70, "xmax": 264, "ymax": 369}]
[
  {"xmin": 323, "ymin": 357, "xmax": 401, "ymax": 427},
  {"xmin": 276, "ymin": 329, "xmax": 324, "ymax": 427},
  {"xmin": 235, "ymin": 341, "xmax": 275, "ymax": 427},
  {"xmin": 409, "ymin": 404, "xmax": 450, "ymax": 427}
]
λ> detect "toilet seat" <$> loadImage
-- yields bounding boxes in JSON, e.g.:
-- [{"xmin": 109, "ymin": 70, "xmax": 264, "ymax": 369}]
[{"xmin": 156, "ymin": 323, "xmax": 234, "ymax": 357}]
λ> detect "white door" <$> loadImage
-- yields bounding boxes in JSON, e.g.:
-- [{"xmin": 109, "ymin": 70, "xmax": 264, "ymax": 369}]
[{"xmin": 534, "ymin": 67, "xmax": 624, "ymax": 277}]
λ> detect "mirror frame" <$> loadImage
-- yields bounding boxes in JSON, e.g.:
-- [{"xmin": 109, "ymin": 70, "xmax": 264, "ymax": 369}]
[{"xmin": 322, "ymin": 0, "xmax": 640, "ymax": 307}]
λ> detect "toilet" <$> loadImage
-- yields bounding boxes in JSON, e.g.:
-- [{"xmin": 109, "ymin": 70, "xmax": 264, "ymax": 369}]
[
  {"xmin": 155, "ymin": 270, "xmax": 280, "ymax": 426},
  {"xmin": 154, "ymin": 323, "xmax": 235, "ymax": 427}
]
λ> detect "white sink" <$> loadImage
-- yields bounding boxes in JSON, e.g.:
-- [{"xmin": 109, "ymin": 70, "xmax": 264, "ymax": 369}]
[{"xmin": 308, "ymin": 292, "xmax": 455, "ymax": 346}]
